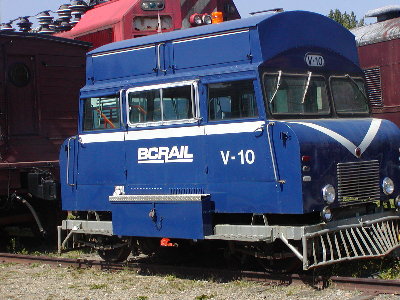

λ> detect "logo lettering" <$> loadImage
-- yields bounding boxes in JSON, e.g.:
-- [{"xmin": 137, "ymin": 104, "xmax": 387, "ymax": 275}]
[{"xmin": 138, "ymin": 146, "xmax": 194, "ymax": 164}]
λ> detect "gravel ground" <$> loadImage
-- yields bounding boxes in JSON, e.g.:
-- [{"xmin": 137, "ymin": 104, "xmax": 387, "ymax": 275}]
[{"xmin": 0, "ymin": 262, "xmax": 399, "ymax": 300}]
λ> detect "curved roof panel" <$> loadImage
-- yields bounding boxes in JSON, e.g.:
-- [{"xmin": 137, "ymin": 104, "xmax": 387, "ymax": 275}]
[
  {"xmin": 91, "ymin": 11, "xmax": 358, "ymax": 65},
  {"xmin": 351, "ymin": 18, "xmax": 400, "ymax": 46}
]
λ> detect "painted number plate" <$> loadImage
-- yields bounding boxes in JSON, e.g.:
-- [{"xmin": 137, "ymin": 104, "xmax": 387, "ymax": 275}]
[{"xmin": 305, "ymin": 54, "xmax": 325, "ymax": 67}]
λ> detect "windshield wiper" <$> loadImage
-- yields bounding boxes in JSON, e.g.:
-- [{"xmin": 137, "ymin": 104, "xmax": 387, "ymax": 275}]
[
  {"xmin": 345, "ymin": 74, "xmax": 369, "ymax": 105},
  {"xmin": 269, "ymin": 70, "xmax": 282, "ymax": 103},
  {"xmin": 301, "ymin": 71, "xmax": 312, "ymax": 104}
]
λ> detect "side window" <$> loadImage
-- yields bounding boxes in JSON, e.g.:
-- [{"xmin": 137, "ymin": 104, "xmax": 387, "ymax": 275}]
[
  {"xmin": 128, "ymin": 89, "xmax": 162, "ymax": 123},
  {"xmin": 83, "ymin": 95, "xmax": 121, "ymax": 131},
  {"xmin": 208, "ymin": 80, "xmax": 258, "ymax": 121},
  {"xmin": 162, "ymin": 85, "xmax": 193, "ymax": 121},
  {"xmin": 127, "ymin": 82, "xmax": 196, "ymax": 125}
]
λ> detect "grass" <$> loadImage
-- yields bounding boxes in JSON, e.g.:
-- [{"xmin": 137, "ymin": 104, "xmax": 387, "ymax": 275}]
[
  {"xmin": 89, "ymin": 283, "xmax": 108, "ymax": 290},
  {"xmin": 5, "ymin": 236, "xmax": 400, "ymax": 282},
  {"xmin": 321, "ymin": 256, "xmax": 400, "ymax": 279}
]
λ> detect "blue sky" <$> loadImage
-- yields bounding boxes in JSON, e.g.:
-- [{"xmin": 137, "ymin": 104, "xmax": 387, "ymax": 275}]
[{"xmin": 0, "ymin": 0, "xmax": 397, "ymax": 24}]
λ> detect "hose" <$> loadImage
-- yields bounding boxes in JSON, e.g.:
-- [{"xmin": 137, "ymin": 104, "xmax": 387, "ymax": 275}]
[{"xmin": 13, "ymin": 194, "xmax": 46, "ymax": 237}]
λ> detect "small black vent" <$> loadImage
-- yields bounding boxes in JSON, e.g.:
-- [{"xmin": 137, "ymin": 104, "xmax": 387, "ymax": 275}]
[
  {"xmin": 170, "ymin": 188, "xmax": 205, "ymax": 195},
  {"xmin": 363, "ymin": 67, "xmax": 383, "ymax": 107}
]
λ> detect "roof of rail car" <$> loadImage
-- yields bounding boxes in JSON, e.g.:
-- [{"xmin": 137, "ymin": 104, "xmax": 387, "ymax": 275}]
[
  {"xmin": 56, "ymin": 0, "xmax": 138, "ymax": 38},
  {"xmin": 90, "ymin": 10, "xmax": 359, "ymax": 65}
]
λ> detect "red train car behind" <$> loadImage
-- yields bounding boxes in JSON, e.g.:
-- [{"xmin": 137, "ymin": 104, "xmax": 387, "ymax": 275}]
[
  {"xmin": 352, "ymin": 6, "xmax": 400, "ymax": 127},
  {"xmin": 0, "ymin": 32, "xmax": 89, "ymax": 240}
]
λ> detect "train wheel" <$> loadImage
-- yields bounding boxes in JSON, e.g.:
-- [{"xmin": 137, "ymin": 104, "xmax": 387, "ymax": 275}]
[
  {"xmin": 260, "ymin": 256, "xmax": 303, "ymax": 273},
  {"xmin": 98, "ymin": 245, "xmax": 131, "ymax": 262},
  {"xmin": 97, "ymin": 237, "xmax": 132, "ymax": 262}
]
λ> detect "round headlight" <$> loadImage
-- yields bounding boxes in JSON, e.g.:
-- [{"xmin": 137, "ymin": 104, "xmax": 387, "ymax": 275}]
[
  {"xmin": 189, "ymin": 14, "xmax": 203, "ymax": 26},
  {"xmin": 382, "ymin": 177, "xmax": 394, "ymax": 195},
  {"xmin": 322, "ymin": 184, "xmax": 336, "ymax": 204},
  {"xmin": 202, "ymin": 14, "xmax": 213, "ymax": 25},
  {"xmin": 321, "ymin": 207, "xmax": 332, "ymax": 222}
]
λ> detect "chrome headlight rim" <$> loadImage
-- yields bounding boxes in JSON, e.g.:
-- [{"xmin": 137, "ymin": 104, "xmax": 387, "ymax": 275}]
[
  {"xmin": 382, "ymin": 177, "xmax": 395, "ymax": 195},
  {"xmin": 322, "ymin": 184, "xmax": 336, "ymax": 204},
  {"xmin": 321, "ymin": 206, "xmax": 333, "ymax": 222}
]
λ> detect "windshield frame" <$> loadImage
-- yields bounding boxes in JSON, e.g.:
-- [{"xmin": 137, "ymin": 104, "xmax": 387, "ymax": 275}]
[
  {"xmin": 329, "ymin": 75, "xmax": 371, "ymax": 117},
  {"xmin": 262, "ymin": 71, "xmax": 332, "ymax": 119}
]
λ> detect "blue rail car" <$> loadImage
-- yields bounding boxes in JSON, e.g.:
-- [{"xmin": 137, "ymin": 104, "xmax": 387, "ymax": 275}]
[{"xmin": 59, "ymin": 11, "xmax": 400, "ymax": 269}]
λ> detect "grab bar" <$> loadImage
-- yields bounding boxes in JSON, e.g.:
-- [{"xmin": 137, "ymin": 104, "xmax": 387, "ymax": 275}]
[
  {"xmin": 266, "ymin": 122, "xmax": 285, "ymax": 185},
  {"xmin": 157, "ymin": 43, "xmax": 167, "ymax": 73},
  {"xmin": 66, "ymin": 136, "xmax": 77, "ymax": 186}
]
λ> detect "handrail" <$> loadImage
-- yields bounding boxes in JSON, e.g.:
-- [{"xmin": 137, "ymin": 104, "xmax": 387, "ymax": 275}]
[
  {"xmin": 157, "ymin": 43, "xmax": 167, "ymax": 73},
  {"xmin": 66, "ymin": 136, "xmax": 77, "ymax": 186},
  {"xmin": 266, "ymin": 122, "xmax": 285, "ymax": 185}
]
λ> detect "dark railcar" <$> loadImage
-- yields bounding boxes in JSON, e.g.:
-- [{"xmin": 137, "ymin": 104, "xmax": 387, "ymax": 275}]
[
  {"xmin": 0, "ymin": 32, "xmax": 89, "ymax": 240},
  {"xmin": 352, "ymin": 6, "xmax": 400, "ymax": 127}
]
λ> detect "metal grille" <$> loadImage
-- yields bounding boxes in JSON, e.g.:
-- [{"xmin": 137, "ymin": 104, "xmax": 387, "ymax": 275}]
[
  {"xmin": 77, "ymin": 28, "xmax": 113, "ymax": 49},
  {"xmin": 304, "ymin": 217, "xmax": 400, "ymax": 269},
  {"xmin": 364, "ymin": 68, "xmax": 383, "ymax": 107},
  {"xmin": 337, "ymin": 160, "xmax": 380, "ymax": 204}
]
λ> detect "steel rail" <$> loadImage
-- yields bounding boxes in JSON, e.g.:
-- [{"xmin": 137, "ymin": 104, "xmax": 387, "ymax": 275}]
[{"xmin": 0, "ymin": 253, "xmax": 399, "ymax": 295}]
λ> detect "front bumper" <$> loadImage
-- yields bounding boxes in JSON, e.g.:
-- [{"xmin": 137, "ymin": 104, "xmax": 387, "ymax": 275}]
[{"xmin": 206, "ymin": 210, "xmax": 400, "ymax": 269}]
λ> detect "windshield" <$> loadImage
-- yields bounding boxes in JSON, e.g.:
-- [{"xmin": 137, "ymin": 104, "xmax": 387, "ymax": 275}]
[
  {"xmin": 330, "ymin": 77, "xmax": 369, "ymax": 115},
  {"xmin": 264, "ymin": 73, "xmax": 330, "ymax": 116}
]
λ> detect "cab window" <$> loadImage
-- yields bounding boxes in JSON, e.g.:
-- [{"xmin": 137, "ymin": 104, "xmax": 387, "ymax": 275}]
[
  {"xmin": 208, "ymin": 80, "xmax": 258, "ymax": 121},
  {"xmin": 127, "ymin": 81, "xmax": 196, "ymax": 125},
  {"xmin": 330, "ymin": 76, "xmax": 369, "ymax": 115},
  {"xmin": 83, "ymin": 95, "xmax": 120, "ymax": 131},
  {"xmin": 264, "ymin": 72, "xmax": 330, "ymax": 116}
]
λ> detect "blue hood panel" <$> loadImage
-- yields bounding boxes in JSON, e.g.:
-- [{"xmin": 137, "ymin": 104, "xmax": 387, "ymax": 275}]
[{"xmin": 275, "ymin": 118, "xmax": 400, "ymax": 213}]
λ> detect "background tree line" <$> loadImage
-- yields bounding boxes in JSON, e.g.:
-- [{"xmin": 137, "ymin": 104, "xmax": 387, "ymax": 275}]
[{"xmin": 328, "ymin": 9, "xmax": 365, "ymax": 29}]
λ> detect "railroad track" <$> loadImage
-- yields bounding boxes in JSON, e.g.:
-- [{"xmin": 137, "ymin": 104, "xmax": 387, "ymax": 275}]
[{"xmin": 0, "ymin": 252, "xmax": 399, "ymax": 296}]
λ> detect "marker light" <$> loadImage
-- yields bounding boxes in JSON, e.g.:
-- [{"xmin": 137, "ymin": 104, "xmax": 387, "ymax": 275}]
[
  {"xmin": 321, "ymin": 207, "xmax": 332, "ymax": 222},
  {"xmin": 189, "ymin": 13, "xmax": 203, "ymax": 26},
  {"xmin": 322, "ymin": 184, "xmax": 336, "ymax": 204},
  {"xmin": 382, "ymin": 177, "xmax": 395, "ymax": 195},
  {"xmin": 141, "ymin": 1, "xmax": 164, "ymax": 11},
  {"xmin": 211, "ymin": 11, "xmax": 223, "ymax": 24}
]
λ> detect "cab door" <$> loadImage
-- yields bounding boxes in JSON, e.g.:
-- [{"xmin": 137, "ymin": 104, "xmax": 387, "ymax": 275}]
[
  {"xmin": 111, "ymin": 80, "xmax": 208, "ymax": 238},
  {"xmin": 203, "ymin": 78, "xmax": 277, "ymax": 213},
  {"xmin": 74, "ymin": 93, "xmax": 126, "ymax": 210},
  {"xmin": 124, "ymin": 80, "xmax": 205, "ymax": 191}
]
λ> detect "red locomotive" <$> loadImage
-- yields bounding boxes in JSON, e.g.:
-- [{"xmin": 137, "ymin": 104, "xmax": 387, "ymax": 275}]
[{"xmin": 54, "ymin": 0, "xmax": 240, "ymax": 49}]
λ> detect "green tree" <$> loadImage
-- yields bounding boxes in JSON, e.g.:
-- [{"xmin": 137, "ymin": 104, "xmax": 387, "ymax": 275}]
[{"xmin": 328, "ymin": 9, "xmax": 364, "ymax": 29}]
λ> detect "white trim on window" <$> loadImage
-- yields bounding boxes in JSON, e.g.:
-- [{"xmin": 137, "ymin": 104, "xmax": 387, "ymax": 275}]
[{"xmin": 125, "ymin": 80, "xmax": 199, "ymax": 128}]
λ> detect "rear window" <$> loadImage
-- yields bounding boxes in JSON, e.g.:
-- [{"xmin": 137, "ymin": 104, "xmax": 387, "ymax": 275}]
[{"xmin": 83, "ymin": 95, "xmax": 120, "ymax": 131}]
